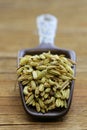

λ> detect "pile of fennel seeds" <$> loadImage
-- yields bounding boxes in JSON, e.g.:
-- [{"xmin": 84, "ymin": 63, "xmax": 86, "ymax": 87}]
[{"xmin": 17, "ymin": 51, "xmax": 76, "ymax": 113}]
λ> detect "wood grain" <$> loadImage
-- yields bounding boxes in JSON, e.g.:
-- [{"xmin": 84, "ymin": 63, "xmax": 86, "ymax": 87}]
[{"xmin": 0, "ymin": 0, "xmax": 87, "ymax": 130}]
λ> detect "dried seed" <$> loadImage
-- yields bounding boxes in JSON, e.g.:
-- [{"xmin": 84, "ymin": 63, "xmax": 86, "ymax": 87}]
[
  {"xmin": 26, "ymin": 94, "xmax": 34, "ymax": 104},
  {"xmin": 43, "ymin": 59, "xmax": 50, "ymax": 64},
  {"xmin": 61, "ymin": 80, "xmax": 70, "ymax": 90},
  {"xmin": 56, "ymin": 99, "xmax": 64, "ymax": 107},
  {"xmin": 28, "ymin": 86, "xmax": 33, "ymax": 92},
  {"xmin": 61, "ymin": 88, "xmax": 70, "ymax": 99},
  {"xmin": 53, "ymin": 86, "xmax": 57, "ymax": 92},
  {"xmin": 54, "ymin": 54, "xmax": 59, "ymax": 60},
  {"xmin": 41, "ymin": 77, "xmax": 46, "ymax": 83},
  {"xmin": 22, "ymin": 80, "xmax": 29, "ymax": 85},
  {"xmin": 30, "ymin": 62, "xmax": 38, "ymax": 67},
  {"xmin": 60, "ymin": 57, "xmax": 68, "ymax": 63},
  {"xmin": 55, "ymin": 82, "xmax": 61, "ymax": 89},
  {"xmin": 38, "ymin": 99, "xmax": 45, "ymax": 108},
  {"xmin": 47, "ymin": 65, "xmax": 56, "ymax": 70},
  {"xmin": 37, "ymin": 69, "xmax": 47, "ymax": 79},
  {"xmin": 57, "ymin": 64, "xmax": 67, "ymax": 72},
  {"xmin": 50, "ymin": 60, "xmax": 58, "ymax": 65},
  {"xmin": 48, "ymin": 69, "xmax": 60, "ymax": 76},
  {"xmin": 55, "ymin": 91, "xmax": 62, "ymax": 98},
  {"xmin": 68, "ymin": 58, "xmax": 76, "ymax": 65},
  {"xmin": 44, "ymin": 93, "xmax": 49, "ymax": 99},
  {"xmin": 36, "ymin": 102, "xmax": 40, "ymax": 112},
  {"xmin": 44, "ymin": 82, "xmax": 50, "ymax": 88},
  {"xmin": 48, "ymin": 103, "xmax": 56, "ymax": 110},
  {"xmin": 31, "ymin": 80, "xmax": 36, "ymax": 90},
  {"xmin": 35, "ymin": 87, "xmax": 39, "ymax": 95},
  {"xmin": 25, "ymin": 95, "xmax": 29, "ymax": 101},
  {"xmin": 40, "ymin": 108, "xmax": 45, "ymax": 113},
  {"xmin": 43, "ymin": 51, "xmax": 51, "ymax": 58},
  {"xmin": 23, "ymin": 86, "xmax": 29, "ymax": 95},
  {"xmin": 64, "ymin": 100, "xmax": 67, "ymax": 108},
  {"xmin": 17, "ymin": 67, "xmax": 24, "ymax": 76},
  {"xmin": 48, "ymin": 79, "xmax": 55, "ymax": 85},
  {"xmin": 46, "ymin": 74, "xmax": 54, "ymax": 79},
  {"xmin": 39, "ymin": 84, "xmax": 44, "ymax": 92},
  {"xmin": 45, "ymin": 97, "xmax": 55, "ymax": 104},
  {"xmin": 18, "ymin": 75, "xmax": 25, "ymax": 81},
  {"xmin": 45, "ymin": 88, "xmax": 51, "ymax": 93},
  {"xmin": 18, "ymin": 75, "xmax": 32, "ymax": 81},
  {"xmin": 32, "ymin": 55, "xmax": 40, "ymax": 61},
  {"xmin": 40, "ymin": 91, "xmax": 45, "ymax": 97},
  {"xmin": 32, "ymin": 71, "xmax": 38, "ymax": 79},
  {"xmin": 28, "ymin": 99, "xmax": 35, "ymax": 105},
  {"xmin": 23, "ymin": 68, "xmax": 32, "ymax": 74},
  {"xmin": 59, "ymin": 75, "xmax": 71, "ymax": 80},
  {"xmin": 36, "ymin": 65, "xmax": 46, "ymax": 70},
  {"xmin": 20, "ymin": 56, "xmax": 29, "ymax": 66},
  {"xmin": 65, "ymin": 64, "xmax": 74, "ymax": 74},
  {"xmin": 24, "ymin": 92, "xmax": 33, "ymax": 101},
  {"xmin": 32, "ymin": 100, "xmax": 36, "ymax": 106},
  {"xmin": 39, "ymin": 54, "xmax": 46, "ymax": 59}
]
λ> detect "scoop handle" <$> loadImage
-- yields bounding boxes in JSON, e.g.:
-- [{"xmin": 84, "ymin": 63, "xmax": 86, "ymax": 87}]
[{"xmin": 37, "ymin": 14, "xmax": 58, "ymax": 47}]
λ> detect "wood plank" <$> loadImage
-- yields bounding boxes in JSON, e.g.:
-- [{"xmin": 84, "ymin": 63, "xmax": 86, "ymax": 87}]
[
  {"xmin": 0, "ymin": 58, "xmax": 16, "ymax": 73},
  {"xmin": 0, "ymin": 124, "xmax": 86, "ymax": 130},
  {"xmin": 0, "ymin": 106, "xmax": 24, "ymax": 115},
  {"xmin": 0, "ymin": 104, "xmax": 87, "ymax": 130},
  {"xmin": 0, "ymin": 74, "xmax": 19, "ymax": 96},
  {"xmin": 0, "ymin": 114, "xmax": 87, "ymax": 129},
  {"xmin": 0, "ymin": 97, "xmax": 21, "ymax": 106}
]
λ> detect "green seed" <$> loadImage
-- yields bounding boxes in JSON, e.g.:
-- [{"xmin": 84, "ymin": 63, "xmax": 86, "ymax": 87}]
[
  {"xmin": 61, "ymin": 80, "xmax": 69, "ymax": 90},
  {"xmin": 32, "ymin": 71, "xmax": 38, "ymax": 79},
  {"xmin": 61, "ymin": 88, "xmax": 70, "ymax": 99},
  {"xmin": 40, "ymin": 108, "xmax": 45, "ymax": 113},
  {"xmin": 56, "ymin": 99, "xmax": 63, "ymax": 107},
  {"xmin": 36, "ymin": 65, "xmax": 46, "ymax": 70},
  {"xmin": 23, "ymin": 86, "xmax": 29, "ymax": 95},
  {"xmin": 41, "ymin": 77, "xmax": 46, "ymax": 83},
  {"xmin": 36, "ymin": 102, "xmax": 40, "ymax": 112},
  {"xmin": 26, "ymin": 94, "xmax": 34, "ymax": 104},
  {"xmin": 31, "ymin": 80, "xmax": 36, "ymax": 90},
  {"xmin": 39, "ymin": 99, "xmax": 45, "ymax": 108},
  {"xmin": 20, "ymin": 56, "xmax": 29, "ymax": 65},
  {"xmin": 39, "ymin": 84, "xmax": 44, "ymax": 92},
  {"xmin": 48, "ymin": 103, "xmax": 56, "ymax": 110},
  {"xmin": 48, "ymin": 69, "xmax": 60, "ymax": 76},
  {"xmin": 35, "ymin": 87, "xmax": 39, "ymax": 95},
  {"xmin": 55, "ymin": 91, "xmax": 62, "ymax": 98},
  {"xmin": 45, "ymin": 88, "xmax": 51, "ymax": 93},
  {"xmin": 44, "ymin": 93, "xmax": 49, "ymax": 99},
  {"xmin": 17, "ymin": 67, "xmax": 24, "ymax": 76}
]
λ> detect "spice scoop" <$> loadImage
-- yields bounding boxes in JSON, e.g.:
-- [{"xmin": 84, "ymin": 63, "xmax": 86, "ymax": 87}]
[{"xmin": 17, "ymin": 14, "xmax": 76, "ymax": 119}]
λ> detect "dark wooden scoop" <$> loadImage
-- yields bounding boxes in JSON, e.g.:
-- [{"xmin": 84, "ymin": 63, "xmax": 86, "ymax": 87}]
[{"xmin": 18, "ymin": 14, "xmax": 76, "ymax": 120}]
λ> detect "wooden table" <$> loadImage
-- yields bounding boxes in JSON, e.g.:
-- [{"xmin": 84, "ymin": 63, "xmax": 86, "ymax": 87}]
[{"xmin": 0, "ymin": 0, "xmax": 87, "ymax": 129}]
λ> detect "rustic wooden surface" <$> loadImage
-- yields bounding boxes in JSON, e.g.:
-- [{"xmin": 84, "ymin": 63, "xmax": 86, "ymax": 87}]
[{"xmin": 0, "ymin": 0, "xmax": 87, "ymax": 129}]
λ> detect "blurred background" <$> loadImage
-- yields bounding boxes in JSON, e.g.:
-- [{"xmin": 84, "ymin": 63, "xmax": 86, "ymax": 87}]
[{"xmin": 0, "ymin": 0, "xmax": 87, "ymax": 57}]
